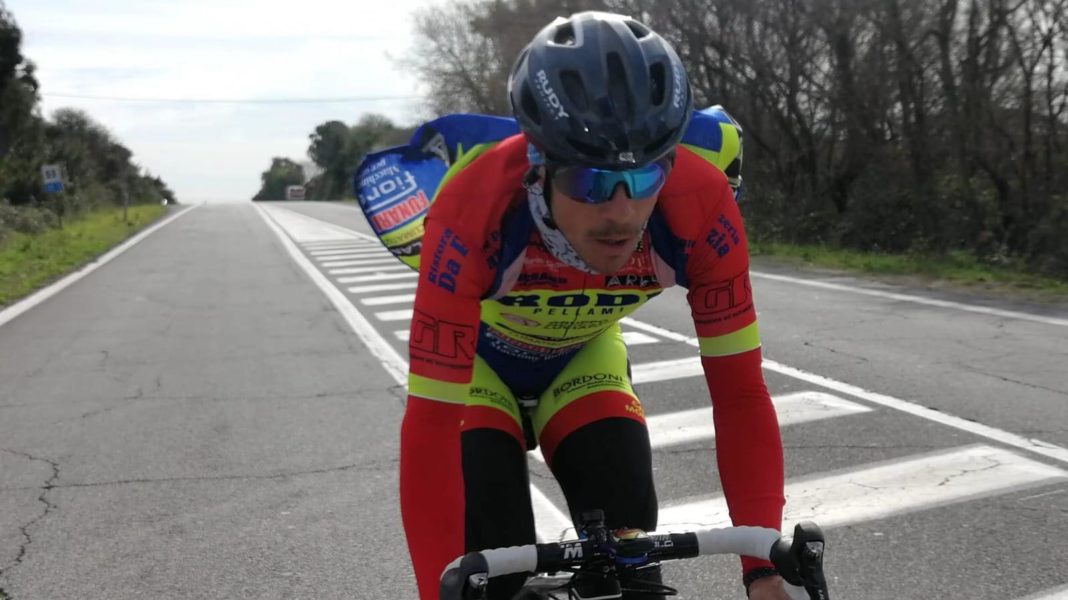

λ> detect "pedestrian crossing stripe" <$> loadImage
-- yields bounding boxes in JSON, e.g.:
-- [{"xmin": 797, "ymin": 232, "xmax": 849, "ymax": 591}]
[
  {"xmin": 321, "ymin": 258, "xmax": 399, "ymax": 268},
  {"xmin": 532, "ymin": 444, "xmax": 1068, "ymax": 541},
  {"xmin": 337, "ymin": 272, "xmax": 417, "ymax": 284},
  {"xmin": 529, "ymin": 391, "xmax": 870, "ymax": 464}
]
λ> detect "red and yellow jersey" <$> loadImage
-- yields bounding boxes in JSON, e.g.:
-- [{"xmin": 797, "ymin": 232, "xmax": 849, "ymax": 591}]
[{"xmin": 408, "ymin": 133, "xmax": 759, "ymax": 398}]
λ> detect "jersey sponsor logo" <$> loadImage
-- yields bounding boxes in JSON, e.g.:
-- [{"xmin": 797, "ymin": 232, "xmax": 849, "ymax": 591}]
[
  {"xmin": 705, "ymin": 213, "xmax": 741, "ymax": 258},
  {"xmin": 604, "ymin": 274, "xmax": 659, "ymax": 289},
  {"xmin": 426, "ymin": 228, "xmax": 468, "ymax": 293},
  {"xmin": 691, "ymin": 271, "xmax": 753, "ymax": 319},
  {"xmin": 470, "ymin": 386, "xmax": 514, "ymax": 412},
  {"xmin": 370, "ymin": 190, "xmax": 430, "ymax": 233},
  {"xmin": 498, "ymin": 292, "xmax": 643, "ymax": 309},
  {"xmin": 551, "ymin": 373, "xmax": 629, "ymax": 400},
  {"xmin": 410, "ymin": 310, "xmax": 476, "ymax": 364},
  {"xmin": 624, "ymin": 398, "xmax": 645, "ymax": 420},
  {"xmin": 516, "ymin": 272, "xmax": 568, "ymax": 287},
  {"xmin": 391, "ymin": 239, "xmax": 421, "ymax": 257}
]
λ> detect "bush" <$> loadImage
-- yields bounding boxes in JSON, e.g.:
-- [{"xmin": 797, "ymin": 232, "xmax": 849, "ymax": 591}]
[{"xmin": 0, "ymin": 203, "xmax": 58, "ymax": 239}]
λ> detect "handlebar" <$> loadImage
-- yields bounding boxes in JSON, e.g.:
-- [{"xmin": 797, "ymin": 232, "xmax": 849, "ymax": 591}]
[{"xmin": 440, "ymin": 512, "xmax": 829, "ymax": 599}]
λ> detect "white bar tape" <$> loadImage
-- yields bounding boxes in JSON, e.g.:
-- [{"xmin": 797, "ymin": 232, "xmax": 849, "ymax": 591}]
[
  {"xmin": 482, "ymin": 545, "xmax": 540, "ymax": 577},
  {"xmin": 695, "ymin": 526, "xmax": 780, "ymax": 560}
]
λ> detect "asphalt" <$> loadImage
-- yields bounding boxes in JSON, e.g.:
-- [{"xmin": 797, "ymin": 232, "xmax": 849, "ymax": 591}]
[{"xmin": 0, "ymin": 200, "xmax": 1066, "ymax": 599}]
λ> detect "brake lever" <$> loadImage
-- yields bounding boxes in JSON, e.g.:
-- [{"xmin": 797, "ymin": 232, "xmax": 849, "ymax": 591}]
[{"xmin": 770, "ymin": 522, "xmax": 829, "ymax": 600}]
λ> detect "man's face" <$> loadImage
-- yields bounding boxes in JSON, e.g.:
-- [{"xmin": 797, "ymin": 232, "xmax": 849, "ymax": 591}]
[{"xmin": 545, "ymin": 168, "xmax": 659, "ymax": 274}]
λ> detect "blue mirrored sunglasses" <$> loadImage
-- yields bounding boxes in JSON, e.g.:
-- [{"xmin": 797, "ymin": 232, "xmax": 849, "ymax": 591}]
[{"xmin": 549, "ymin": 157, "xmax": 673, "ymax": 204}]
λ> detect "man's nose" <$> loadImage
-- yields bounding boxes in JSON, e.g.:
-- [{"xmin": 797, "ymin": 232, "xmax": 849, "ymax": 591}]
[{"xmin": 602, "ymin": 183, "xmax": 634, "ymax": 214}]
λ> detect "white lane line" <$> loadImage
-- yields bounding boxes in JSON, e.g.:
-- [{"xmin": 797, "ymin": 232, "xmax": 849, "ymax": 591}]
[
  {"xmin": 621, "ymin": 318, "xmax": 1068, "ymax": 467},
  {"xmin": 621, "ymin": 331, "xmax": 659, "ymax": 345},
  {"xmin": 264, "ymin": 206, "xmax": 361, "ymax": 242},
  {"xmin": 657, "ymin": 444, "xmax": 1068, "ymax": 532},
  {"xmin": 270, "ymin": 205, "xmax": 379, "ymax": 241},
  {"xmin": 751, "ymin": 270, "xmax": 1068, "ymax": 327},
  {"xmin": 255, "ymin": 204, "xmax": 407, "ymax": 385},
  {"xmin": 529, "ymin": 391, "xmax": 870, "ymax": 464},
  {"xmin": 531, "ymin": 484, "xmax": 574, "ymax": 542},
  {"xmin": 375, "ymin": 309, "xmax": 414, "ymax": 322},
  {"xmin": 1018, "ymin": 584, "xmax": 1068, "ymax": 600},
  {"xmin": 321, "ymin": 258, "xmax": 400, "ymax": 268},
  {"xmin": 348, "ymin": 281, "xmax": 418, "ymax": 294},
  {"xmin": 361, "ymin": 294, "xmax": 416, "ymax": 306},
  {"xmin": 0, "ymin": 205, "xmax": 200, "ymax": 329},
  {"xmin": 646, "ymin": 391, "xmax": 870, "ymax": 449},
  {"xmin": 329, "ymin": 264, "xmax": 411, "ymax": 276},
  {"xmin": 337, "ymin": 272, "xmax": 417, "ymax": 284},
  {"xmin": 395, "ymin": 330, "xmax": 410, "ymax": 341}
]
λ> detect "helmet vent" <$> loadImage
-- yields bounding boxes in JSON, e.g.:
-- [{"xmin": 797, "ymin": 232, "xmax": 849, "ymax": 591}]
[
  {"xmin": 625, "ymin": 20, "xmax": 651, "ymax": 39},
  {"xmin": 560, "ymin": 70, "xmax": 590, "ymax": 112},
  {"xmin": 605, "ymin": 52, "xmax": 632, "ymax": 119},
  {"xmin": 649, "ymin": 63, "xmax": 666, "ymax": 106},
  {"xmin": 552, "ymin": 23, "xmax": 577, "ymax": 46}
]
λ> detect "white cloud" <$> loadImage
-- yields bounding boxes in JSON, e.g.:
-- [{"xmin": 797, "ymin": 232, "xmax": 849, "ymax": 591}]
[{"xmin": 7, "ymin": 0, "xmax": 442, "ymax": 201}]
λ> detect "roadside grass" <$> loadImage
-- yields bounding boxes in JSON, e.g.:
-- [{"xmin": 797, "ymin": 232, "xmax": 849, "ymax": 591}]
[
  {"xmin": 0, "ymin": 204, "xmax": 167, "ymax": 307},
  {"xmin": 748, "ymin": 241, "xmax": 1068, "ymax": 299}
]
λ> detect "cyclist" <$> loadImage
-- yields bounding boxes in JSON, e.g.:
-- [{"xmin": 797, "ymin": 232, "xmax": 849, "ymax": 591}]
[{"xmin": 398, "ymin": 11, "xmax": 787, "ymax": 600}]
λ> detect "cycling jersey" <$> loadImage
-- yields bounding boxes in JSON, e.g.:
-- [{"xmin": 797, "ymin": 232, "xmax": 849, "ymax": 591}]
[{"xmin": 357, "ymin": 109, "xmax": 784, "ymax": 600}]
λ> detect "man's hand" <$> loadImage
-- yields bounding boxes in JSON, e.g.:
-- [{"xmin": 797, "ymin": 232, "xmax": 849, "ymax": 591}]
[{"xmin": 747, "ymin": 574, "xmax": 792, "ymax": 600}]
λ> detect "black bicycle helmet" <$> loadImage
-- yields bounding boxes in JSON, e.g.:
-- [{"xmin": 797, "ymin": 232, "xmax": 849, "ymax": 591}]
[{"xmin": 508, "ymin": 11, "xmax": 693, "ymax": 170}]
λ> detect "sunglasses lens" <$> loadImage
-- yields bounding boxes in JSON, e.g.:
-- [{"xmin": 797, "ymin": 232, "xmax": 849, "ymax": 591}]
[{"xmin": 551, "ymin": 160, "xmax": 669, "ymax": 203}]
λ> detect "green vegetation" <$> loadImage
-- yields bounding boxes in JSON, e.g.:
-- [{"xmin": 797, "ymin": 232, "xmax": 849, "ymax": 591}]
[
  {"xmin": 0, "ymin": 204, "xmax": 166, "ymax": 306},
  {"xmin": 252, "ymin": 114, "xmax": 412, "ymax": 201},
  {"xmin": 749, "ymin": 241, "xmax": 1068, "ymax": 298}
]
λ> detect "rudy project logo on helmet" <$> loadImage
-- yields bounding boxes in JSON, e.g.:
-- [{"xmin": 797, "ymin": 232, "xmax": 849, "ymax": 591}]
[
  {"xmin": 672, "ymin": 63, "xmax": 686, "ymax": 109},
  {"xmin": 535, "ymin": 69, "xmax": 569, "ymax": 120}
]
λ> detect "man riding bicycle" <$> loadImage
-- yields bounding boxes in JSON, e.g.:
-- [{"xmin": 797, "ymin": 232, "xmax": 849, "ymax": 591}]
[{"xmin": 396, "ymin": 11, "xmax": 788, "ymax": 600}]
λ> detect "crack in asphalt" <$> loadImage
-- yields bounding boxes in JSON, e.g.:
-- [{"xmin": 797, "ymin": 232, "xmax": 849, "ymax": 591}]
[
  {"xmin": 1, "ymin": 459, "xmax": 398, "ymax": 494},
  {"xmin": 0, "ymin": 448, "xmax": 61, "ymax": 593}
]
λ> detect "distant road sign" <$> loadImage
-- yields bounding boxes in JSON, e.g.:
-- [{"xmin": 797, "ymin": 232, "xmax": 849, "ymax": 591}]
[{"xmin": 41, "ymin": 164, "xmax": 64, "ymax": 194}]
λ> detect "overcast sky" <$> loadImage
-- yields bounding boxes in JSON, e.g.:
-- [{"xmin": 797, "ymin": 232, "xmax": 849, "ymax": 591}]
[{"xmin": 7, "ymin": 0, "xmax": 441, "ymax": 202}]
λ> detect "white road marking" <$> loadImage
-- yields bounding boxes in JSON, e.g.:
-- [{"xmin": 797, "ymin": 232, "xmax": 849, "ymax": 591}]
[
  {"xmin": 375, "ymin": 309, "xmax": 414, "ymax": 322},
  {"xmin": 302, "ymin": 240, "xmax": 377, "ymax": 249},
  {"xmin": 347, "ymin": 282, "xmax": 418, "ymax": 294},
  {"xmin": 0, "ymin": 205, "xmax": 200, "ymax": 329},
  {"xmin": 621, "ymin": 318, "xmax": 1068, "ymax": 467},
  {"xmin": 394, "ymin": 330, "xmax": 410, "ymax": 342},
  {"xmin": 621, "ymin": 331, "xmax": 659, "ymax": 345},
  {"xmin": 751, "ymin": 270, "xmax": 1068, "ymax": 328},
  {"xmin": 1017, "ymin": 584, "xmax": 1068, "ymax": 600},
  {"xmin": 531, "ymin": 484, "xmax": 574, "ymax": 542},
  {"xmin": 657, "ymin": 445, "xmax": 1068, "ymax": 532},
  {"xmin": 321, "ymin": 258, "xmax": 400, "ymax": 268},
  {"xmin": 529, "ymin": 391, "xmax": 870, "ymax": 464},
  {"xmin": 631, "ymin": 357, "xmax": 703, "ymax": 384},
  {"xmin": 261, "ymin": 208, "xmax": 1068, "ymax": 559},
  {"xmin": 310, "ymin": 248, "xmax": 386, "ymax": 258},
  {"xmin": 256, "ymin": 204, "xmax": 407, "ymax": 385},
  {"xmin": 646, "ymin": 391, "xmax": 870, "ymax": 449},
  {"xmin": 360, "ymin": 294, "xmax": 416, "ymax": 306},
  {"xmin": 265, "ymin": 207, "xmax": 360, "ymax": 242},
  {"xmin": 329, "ymin": 264, "xmax": 411, "ymax": 276},
  {"xmin": 337, "ymin": 272, "xmax": 417, "ymax": 284}
]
